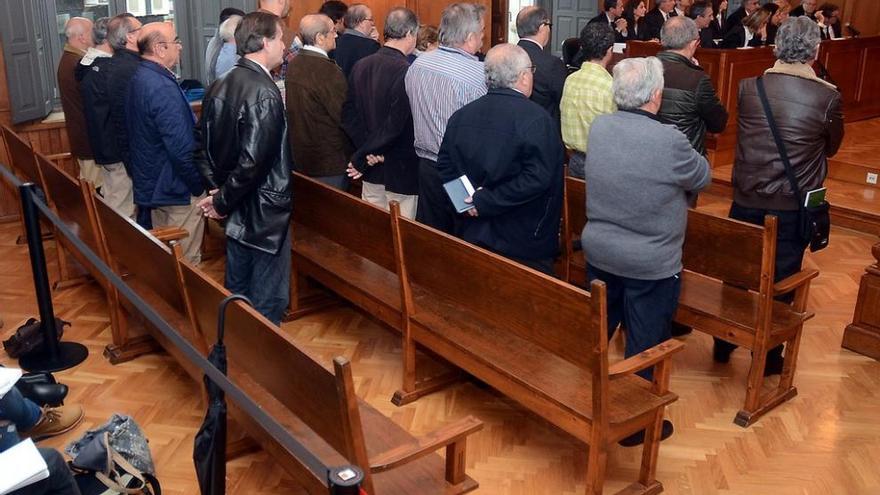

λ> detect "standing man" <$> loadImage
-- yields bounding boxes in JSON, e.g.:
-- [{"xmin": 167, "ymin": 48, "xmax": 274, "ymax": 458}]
[
  {"xmin": 204, "ymin": 7, "xmax": 246, "ymax": 85},
  {"xmin": 718, "ymin": 17, "xmax": 843, "ymax": 373},
  {"xmin": 589, "ymin": 0, "xmax": 629, "ymax": 42},
  {"xmin": 286, "ymin": 14, "xmax": 352, "ymax": 190},
  {"xmin": 197, "ymin": 12, "xmax": 292, "ymax": 325},
  {"xmin": 582, "ymin": 57, "xmax": 709, "ymax": 407},
  {"xmin": 333, "ymin": 4, "xmax": 381, "ymax": 77},
  {"xmin": 646, "ymin": 0, "xmax": 678, "ymax": 40},
  {"xmin": 57, "ymin": 17, "xmax": 102, "ymax": 189},
  {"xmin": 437, "ymin": 44, "xmax": 564, "ymax": 274},
  {"xmin": 406, "ymin": 2, "xmax": 487, "ymax": 234},
  {"xmin": 106, "ymin": 13, "xmax": 143, "ymax": 202},
  {"xmin": 560, "ymin": 23, "xmax": 616, "ymax": 179},
  {"xmin": 343, "ymin": 8, "xmax": 421, "ymax": 217},
  {"xmin": 657, "ymin": 16, "xmax": 728, "ymax": 157},
  {"xmin": 126, "ymin": 22, "xmax": 205, "ymax": 263},
  {"xmin": 516, "ymin": 6, "xmax": 569, "ymax": 124}
]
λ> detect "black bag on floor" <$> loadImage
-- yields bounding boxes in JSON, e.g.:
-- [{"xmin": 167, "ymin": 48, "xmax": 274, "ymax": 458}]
[
  {"xmin": 2, "ymin": 317, "xmax": 69, "ymax": 358},
  {"xmin": 69, "ymin": 432, "xmax": 161, "ymax": 495}
]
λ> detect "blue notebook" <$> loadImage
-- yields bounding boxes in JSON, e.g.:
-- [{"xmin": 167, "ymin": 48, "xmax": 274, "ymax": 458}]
[{"xmin": 443, "ymin": 175, "xmax": 476, "ymax": 213}]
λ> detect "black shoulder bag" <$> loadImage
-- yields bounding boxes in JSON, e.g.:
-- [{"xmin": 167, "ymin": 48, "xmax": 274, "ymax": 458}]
[{"xmin": 755, "ymin": 76, "xmax": 830, "ymax": 252}]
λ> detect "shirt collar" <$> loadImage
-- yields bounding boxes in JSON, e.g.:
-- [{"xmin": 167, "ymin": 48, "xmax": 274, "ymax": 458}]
[
  {"xmin": 674, "ymin": 7, "xmax": 685, "ymax": 16},
  {"xmin": 301, "ymin": 44, "xmax": 329, "ymax": 57},
  {"xmin": 344, "ymin": 28, "xmax": 370, "ymax": 39},
  {"xmin": 438, "ymin": 45, "xmax": 479, "ymax": 61},
  {"xmin": 621, "ymin": 108, "xmax": 662, "ymax": 122},
  {"xmin": 520, "ymin": 38, "xmax": 543, "ymax": 49}
]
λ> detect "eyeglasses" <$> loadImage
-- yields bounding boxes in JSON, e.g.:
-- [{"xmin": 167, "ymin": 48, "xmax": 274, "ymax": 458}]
[
  {"xmin": 365, "ymin": 17, "xmax": 375, "ymax": 23},
  {"xmin": 526, "ymin": 65, "xmax": 537, "ymax": 74},
  {"xmin": 542, "ymin": 21, "xmax": 553, "ymax": 28},
  {"xmin": 158, "ymin": 38, "xmax": 182, "ymax": 48}
]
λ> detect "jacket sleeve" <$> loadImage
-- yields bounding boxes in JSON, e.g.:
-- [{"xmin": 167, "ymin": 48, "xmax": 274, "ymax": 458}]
[
  {"xmin": 696, "ymin": 75, "xmax": 728, "ymax": 134},
  {"xmin": 472, "ymin": 117, "xmax": 563, "ymax": 217},
  {"xmin": 436, "ymin": 113, "xmax": 463, "ymax": 184},
  {"xmin": 548, "ymin": 57, "xmax": 569, "ymax": 112},
  {"xmin": 823, "ymin": 90, "xmax": 844, "ymax": 158},
  {"xmin": 153, "ymin": 85, "xmax": 205, "ymax": 197},
  {"xmin": 341, "ymin": 72, "xmax": 366, "ymax": 153},
  {"xmin": 213, "ymin": 96, "xmax": 286, "ymax": 216},
  {"xmin": 350, "ymin": 68, "xmax": 413, "ymax": 173},
  {"xmin": 669, "ymin": 129, "xmax": 711, "ymax": 193},
  {"xmin": 321, "ymin": 68, "xmax": 349, "ymax": 142}
]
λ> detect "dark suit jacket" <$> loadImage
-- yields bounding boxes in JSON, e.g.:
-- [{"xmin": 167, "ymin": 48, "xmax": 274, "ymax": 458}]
[
  {"xmin": 285, "ymin": 49, "xmax": 352, "ymax": 177},
  {"xmin": 719, "ymin": 24, "xmax": 764, "ymax": 49},
  {"xmin": 332, "ymin": 31, "xmax": 380, "ymax": 78},
  {"xmin": 341, "ymin": 47, "xmax": 419, "ymax": 195},
  {"xmin": 819, "ymin": 22, "xmax": 842, "ymax": 40},
  {"xmin": 724, "ymin": 6, "xmax": 747, "ymax": 34},
  {"xmin": 436, "ymin": 88, "xmax": 564, "ymax": 261},
  {"xmin": 516, "ymin": 39, "xmax": 568, "ymax": 125},
  {"xmin": 699, "ymin": 27, "xmax": 719, "ymax": 49},
  {"xmin": 645, "ymin": 8, "xmax": 676, "ymax": 40},
  {"xmin": 588, "ymin": 12, "xmax": 627, "ymax": 43},
  {"xmin": 625, "ymin": 16, "xmax": 649, "ymax": 41}
]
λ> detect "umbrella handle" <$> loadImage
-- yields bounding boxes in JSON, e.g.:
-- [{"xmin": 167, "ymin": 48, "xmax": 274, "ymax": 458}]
[{"xmin": 216, "ymin": 294, "xmax": 253, "ymax": 345}]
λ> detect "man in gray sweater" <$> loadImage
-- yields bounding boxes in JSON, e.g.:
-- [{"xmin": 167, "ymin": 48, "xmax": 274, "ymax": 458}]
[{"xmin": 581, "ymin": 56, "xmax": 710, "ymax": 444}]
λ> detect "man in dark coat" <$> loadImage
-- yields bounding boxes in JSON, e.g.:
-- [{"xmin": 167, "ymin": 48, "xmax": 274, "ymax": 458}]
[
  {"xmin": 343, "ymin": 8, "xmax": 421, "ymax": 218},
  {"xmin": 437, "ymin": 43, "xmax": 564, "ymax": 275},
  {"xmin": 126, "ymin": 22, "xmax": 205, "ymax": 263},
  {"xmin": 515, "ymin": 6, "xmax": 569, "ymax": 126},
  {"xmin": 689, "ymin": 1, "xmax": 720, "ymax": 48},
  {"xmin": 588, "ymin": 0, "xmax": 629, "ymax": 42},
  {"xmin": 286, "ymin": 14, "xmax": 353, "ymax": 190},
  {"xmin": 645, "ymin": 0, "xmax": 678, "ymax": 40},
  {"xmin": 332, "ymin": 3, "xmax": 380, "ymax": 77},
  {"xmin": 198, "ymin": 12, "xmax": 293, "ymax": 325},
  {"xmin": 724, "ymin": 0, "xmax": 758, "ymax": 34}
]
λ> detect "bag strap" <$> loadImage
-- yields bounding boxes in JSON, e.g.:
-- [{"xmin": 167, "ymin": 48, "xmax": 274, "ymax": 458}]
[
  {"xmin": 93, "ymin": 449, "xmax": 150, "ymax": 494},
  {"xmin": 755, "ymin": 76, "xmax": 804, "ymax": 204}
]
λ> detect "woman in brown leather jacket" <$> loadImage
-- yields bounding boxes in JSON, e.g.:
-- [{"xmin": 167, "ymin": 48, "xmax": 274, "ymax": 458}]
[{"xmin": 716, "ymin": 16, "xmax": 844, "ymax": 371}]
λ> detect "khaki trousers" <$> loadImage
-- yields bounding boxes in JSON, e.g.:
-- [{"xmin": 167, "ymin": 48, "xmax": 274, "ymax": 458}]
[
  {"xmin": 100, "ymin": 162, "xmax": 135, "ymax": 219},
  {"xmin": 151, "ymin": 196, "xmax": 205, "ymax": 264},
  {"xmin": 77, "ymin": 157, "xmax": 104, "ymax": 188},
  {"xmin": 361, "ymin": 182, "xmax": 418, "ymax": 219}
]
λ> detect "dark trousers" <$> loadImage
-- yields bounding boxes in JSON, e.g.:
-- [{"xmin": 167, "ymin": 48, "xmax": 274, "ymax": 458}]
[
  {"xmin": 714, "ymin": 203, "xmax": 809, "ymax": 356},
  {"xmin": 225, "ymin": 232, "xmax": 291, "ymax": 325},
  {"xmin": 588, "ymin": 264, "xmax": 682, "ymax": 380},
  {"xmin": 10, "ymin": 448, "xmax": 82, "ymax": 495},
  {"xmin": 312, "ymin": 174, "xmax": 350, "ymax": 192},
  {"xmin": 510, "ymin": 255, "xmax": 557, "ymax": 277},
  {"xmin": 415, "ymin": 158, "xmax": 457, "ymax": 235}
]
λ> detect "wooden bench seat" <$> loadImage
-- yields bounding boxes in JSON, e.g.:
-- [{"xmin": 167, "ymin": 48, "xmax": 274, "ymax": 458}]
[
  {"xmin": 562, "ymin": 176, "xmax": 818, "ymax": 427},
  {"xmin": 391, "ymin": 206, "xmax": 683, "ymax": 495},
  {"xmin": 179, "ymin": 261, "xmax": 483, "ymax": 494}
]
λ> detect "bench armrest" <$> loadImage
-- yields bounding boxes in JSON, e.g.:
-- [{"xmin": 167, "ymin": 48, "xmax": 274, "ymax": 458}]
[
  {"xmin": 45, "ymin": 152, "xmax": 72, "ymax": 162},
  {"xmin": 608, "ymin": 340, "xmax": 685, "ymax": 380},
  {"xmin": 773, "ymin": 269, "xmax": 819, "ymax": 296},
  {"xmin": 149, "ymin": 227, "xmax": 189, "ymax": 243},
  {"xmin": 369, "ymin": 415, "xmax": 483, "ymax": 473}
]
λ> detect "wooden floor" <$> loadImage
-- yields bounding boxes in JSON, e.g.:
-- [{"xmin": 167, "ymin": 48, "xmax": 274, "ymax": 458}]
[{"xmin": 1, "ymin": 193, "xmax": 879, "ymax": 494}]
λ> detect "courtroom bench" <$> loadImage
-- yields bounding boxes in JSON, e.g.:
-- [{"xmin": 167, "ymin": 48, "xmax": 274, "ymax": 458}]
[
  {"xmin": 390, "ymin": 203, "xmax": 683, "ymax": 495},
  {"xmin": 562, "ymin": 176, "xmax": 818, "ymax": 426}
]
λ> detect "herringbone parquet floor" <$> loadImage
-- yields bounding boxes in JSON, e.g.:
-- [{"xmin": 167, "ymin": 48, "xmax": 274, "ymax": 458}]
[{"xmin": 0, "ymin": 193, "xmax": 878, "ymax": 494}]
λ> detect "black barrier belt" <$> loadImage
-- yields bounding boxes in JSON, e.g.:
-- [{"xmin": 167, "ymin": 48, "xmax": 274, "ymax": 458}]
[{"xmin": 0, "ymin": 164, "xmax": 333, "ymax": 486}]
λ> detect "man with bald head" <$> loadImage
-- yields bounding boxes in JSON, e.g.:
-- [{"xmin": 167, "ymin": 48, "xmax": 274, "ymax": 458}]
[
  {"xmin": 286, "ymin": 14, "xmax": 352, "ymax": 189},
  {"xmin": 436, "ymin": 43, "xmax": 564, "ymax": 275},
  {"xmin": 57, "ymin": 17, "xmax": 102, "ymax": 188},
  {"xmin": 125, "ymin": 22, "xmax": 205, "ymax": 263},
  {"xmin": 258, "ymin": 0, "xmax": 296, "ymax": 70},
  {"xmin": 333, "ymin": 3, "xmax": 380, "ymax": 77}
]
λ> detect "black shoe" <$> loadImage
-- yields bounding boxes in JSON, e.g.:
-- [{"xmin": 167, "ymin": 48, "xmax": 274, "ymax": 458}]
[
  {"xmin": 15, "ymin": 381, "xmax": 68, "ymax": 407},
  {"xmin": 763, "ymin": 352, "xmax": 784, "ymax": 377},
  {"xmin": 713, "ymin": 341, "xmax": 734, "ymax": 363},
  {"xmin": 18, "ymin": 371, "xmax": 58, "ymax": 386},
  {"xmin": 670, "ymin": 322, "xmax": 693, "ymax": 337},
  {"xmin": 618, "ymin": 420, "xmax": 674, "ymax": 447}
]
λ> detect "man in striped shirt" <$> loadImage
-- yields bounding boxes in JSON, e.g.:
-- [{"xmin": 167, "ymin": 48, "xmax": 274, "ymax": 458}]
[{"xmin": 405, "ymin": 2, "xmax": 487, "ymax": 234}]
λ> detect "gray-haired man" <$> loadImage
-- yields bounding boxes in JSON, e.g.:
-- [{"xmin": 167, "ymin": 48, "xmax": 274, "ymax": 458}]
[
  {"xmin": 406, "ymin": 2, "xmax": 487, "ymax": 234},
  {"xmin": 582, "ymin": 57, "xmax": 709, "ymax": 443}
]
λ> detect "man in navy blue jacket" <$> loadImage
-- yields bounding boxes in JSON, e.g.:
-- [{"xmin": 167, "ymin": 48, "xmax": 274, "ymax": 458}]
[
  {"xmin": 437, "ymin": 43, "xmax": 564, "ymax": 275},
  {"xmin": 126, "ymin": 22, "xmax": 205, "ymax": 263},
  {"xmin": 332, "ymin": 3, "xmax": 380, "ymax": 77}
]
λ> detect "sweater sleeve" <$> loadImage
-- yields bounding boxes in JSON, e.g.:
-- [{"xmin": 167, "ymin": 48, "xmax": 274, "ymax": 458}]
[{"xmin": 669, "ymin": 128, "xmax": 711, "ymax": 193}]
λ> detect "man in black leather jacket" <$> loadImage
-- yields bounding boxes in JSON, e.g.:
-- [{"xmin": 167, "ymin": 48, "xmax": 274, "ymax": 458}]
[
  {"xmin": 657, "ymin": 16, "xmax": 728, "ymax": 157},
  {"xmin": 197, "ymin": 12, "xmax": 293, "ymax": 325}
]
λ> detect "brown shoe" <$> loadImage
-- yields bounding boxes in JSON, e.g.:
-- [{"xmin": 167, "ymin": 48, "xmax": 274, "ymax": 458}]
[{"xmin": 21, "ymin": 405, "xmax": 84, "ymax": 441}]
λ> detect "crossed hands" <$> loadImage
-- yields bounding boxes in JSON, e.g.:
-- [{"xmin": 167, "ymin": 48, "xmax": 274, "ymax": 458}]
[
  {"xmin": 198, "ymin": 189, "xmax": 226, "ymax": 220},
  {"xmin": 346, "ymin": 154, "xmax": 385, "ymax": 179}
]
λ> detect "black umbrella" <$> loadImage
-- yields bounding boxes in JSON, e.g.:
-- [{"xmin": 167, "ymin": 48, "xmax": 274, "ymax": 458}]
[{"xmin": 193, "ymin": 294, "xmax": 252, "ymax": 495}]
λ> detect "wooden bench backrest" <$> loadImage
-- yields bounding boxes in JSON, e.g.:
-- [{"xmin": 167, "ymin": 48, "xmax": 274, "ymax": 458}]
[
  {"xmin": 33, "ymin": 152, "xmax": 99, "ymax": 254},
  {"xmin": 2, "ymin": 125, "xmax": 41, "ymax": 185},
  {"xmin": 393, "ymin": 212, "xmax": 608, "ymax": 375},
  {"xmin": 565, "ymin": 176, "xmax": 586, "ymax": 243},
  {"xmin": 682, "ymin": 209, "xmax": 776, "ymax": 293},
  {"xmin": 178, "ymin": 262, "xmax": 372, "ymax": 482},
  {"xmin": 91, "ymin": 191, "xmax": 188, "ymax": 316},
  {"xmin": 292, "ymin": 172, "xmax": 396, "ymax": 272}
]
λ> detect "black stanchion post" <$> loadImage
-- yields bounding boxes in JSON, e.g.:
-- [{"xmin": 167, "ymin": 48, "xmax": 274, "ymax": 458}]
[
  {"xmin": 17, "ymin": 182, "xmax": 88, "ymax": 372},
  {"xmin": 328, "ymin": 466, "xmax": 364, "ymax": 495}
]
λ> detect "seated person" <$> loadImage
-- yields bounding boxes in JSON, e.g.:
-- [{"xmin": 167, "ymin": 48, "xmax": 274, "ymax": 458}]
[
  {"xmin": 689, "ymin": 1, "xmax": 719, "ymax": 48},
  {"xmin": 624, "ymin": 0, "xmax": 650, "ymax": 41},
  {"xmin": 761, "ymin": 3, "xmax": 790, "ymax": 45},
  {"xmin": 720, "ymin": 7, "xmax": 771, "ymax": 48},
  {"xmin": 816, "ymin": 3, "xmax": 842, "ymax": 39}
]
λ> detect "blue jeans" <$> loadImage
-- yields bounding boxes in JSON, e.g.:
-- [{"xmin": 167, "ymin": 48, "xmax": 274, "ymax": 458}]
[
  {"xmin": 0, "ymin": 386, "xmax": 42, "ymax": 451},
  {"xmin": 588, "ymin": 264, "xmax": 682, "ymax": 381},
  {"xmin": 225, "ymin": 232, "xmax": 291, "ymax": 325}
]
